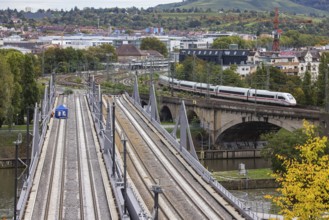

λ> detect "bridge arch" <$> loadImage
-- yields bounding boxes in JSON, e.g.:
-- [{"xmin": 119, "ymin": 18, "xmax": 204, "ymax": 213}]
[
  {"xmin": 215, "ymin": 117, "xmax": 299, "ymax": 149},
  {"xmin": 141, "ymin": 100, "xmax": 148, "ymax": 108},
  {"xmin": 160, "ymin": 105, "xmax": 173, "ymax": 122},
  {"xmin": 186, "ymin": 109, "xmax": 200, "ymax": 124}
]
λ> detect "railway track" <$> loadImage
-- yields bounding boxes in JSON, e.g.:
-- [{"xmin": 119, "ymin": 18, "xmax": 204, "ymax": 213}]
[
  {"xmin": 114, "ymin": 94, "xmax": 244, "ymax": 219},
  {"xmin": 26, "ymin": 93, "xmax": 114, "ymax": 220}
]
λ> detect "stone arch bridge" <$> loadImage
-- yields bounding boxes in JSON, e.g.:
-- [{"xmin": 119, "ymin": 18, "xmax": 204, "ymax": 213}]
[{"xmin": 142, "ymin": 95, "xmax": 328, "ymax": 150}]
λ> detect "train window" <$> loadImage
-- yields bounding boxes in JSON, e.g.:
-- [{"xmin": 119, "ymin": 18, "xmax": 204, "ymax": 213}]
[
  {"xmin": 278, "ymin": 96, "xmax": 285, "ymax": 100},
  {"xmin": 287, "ymin": 94, "xmax": 294, "ymax": 100},
  {"xmin": 219, "ymin": 90, "xmax": 244, "ymax": 95},
  {"xmin": 181, "ymin": 84, "xmax": 193, "ymax": 88},
  {"xmin": 252, "ymin": 94, "xmax": 275, "ymax": 98}
]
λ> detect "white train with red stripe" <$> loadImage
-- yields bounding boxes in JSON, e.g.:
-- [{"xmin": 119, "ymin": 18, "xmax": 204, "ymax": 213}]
[{"xmin": 159, "ymin": 75, "xmax": 297, "ymax": 106}]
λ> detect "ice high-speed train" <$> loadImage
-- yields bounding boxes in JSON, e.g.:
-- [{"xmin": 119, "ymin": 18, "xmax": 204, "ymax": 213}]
[{"xmin": 159, "ymin": 75, "xmax": 297, "ymax": 106}]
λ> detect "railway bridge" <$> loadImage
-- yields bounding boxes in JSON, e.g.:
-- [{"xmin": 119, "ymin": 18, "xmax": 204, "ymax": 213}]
[{"xmin": 142, "ymin": 95, "xmax": 329, "ymax": 149}]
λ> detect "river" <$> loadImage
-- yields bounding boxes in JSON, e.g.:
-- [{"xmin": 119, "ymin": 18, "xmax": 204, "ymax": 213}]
[
  {"xmin": 203, "ymin": 158, "xmax": 279, "ymax": 215},
  {"xmin": 202, "ymin": 157, "xmax": 271, "ymax": 171},
  {"xmin": 0, "ymin": 168, "xmax": 25, "ymax": 219},
  {"xmin": 0, "ymin": 169, "xmax": 15, "ymax": 219}
]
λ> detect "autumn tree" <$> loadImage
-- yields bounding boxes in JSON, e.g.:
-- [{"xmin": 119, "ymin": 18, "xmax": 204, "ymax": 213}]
[
  {"xmin": 140, "ymin": 37, "xmax": 168, "ymax": 57},
  {"xmin": 267, "ymin": 121, "xmax": 329, "ymax": 219}
]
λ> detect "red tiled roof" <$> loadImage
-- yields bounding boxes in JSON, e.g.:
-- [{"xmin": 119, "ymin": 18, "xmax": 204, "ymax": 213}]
[{"xmin": 116, "ymin": 44, "xmax": 143, "ymax": 56}]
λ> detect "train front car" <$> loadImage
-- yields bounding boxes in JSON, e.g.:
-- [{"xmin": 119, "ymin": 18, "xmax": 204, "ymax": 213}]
[
  {"xmin": 282, "ymin": 93, "xmax": 297, "ymax": 106},
  {"xmin": 158, "ymin": 75, "xmax": 169, "ymax": 86}
]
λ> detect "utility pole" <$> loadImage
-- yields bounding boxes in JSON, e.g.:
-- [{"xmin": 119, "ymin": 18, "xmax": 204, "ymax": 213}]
[
  {"xmin": 207, "ymin": 122, "xmax": 211, "ymax": 151},
  {"xmin": 266, "ymin": 64, "xmax": 270, "ymax": 90},
  {"xmin": 192, "ymin": 54, "xmax": 195, "ymax": 82},
  {"xmin": 42, "ymin": 49, "xmax": 45, "ymax": 76},
  {"xmin": 207, "ymin": 63, "xmax": 210, "ymax": 100},
  {"xmin": 325, "ymin": 67, "xmax": 329, "ymax": 112},
  {"xmin": 99, "ymin": 89, "xmax": 102, "ymax": 130},
  {"xmin": 14, "ymin": 133, "xmax": 22, "ymax": 220},
  {"xmin": 121, "ymin": 134, "xmax": 127, "ymax": 215},
  {"xmin": 26, "ymin": 107, "xmax": 31, "ymax": 175},
  {"xmin": 220, "ymin": 58, "xmax": 223, "ymax": 85},
  {"xmin": 151, "ymin": 185, "xmax": 163, "ymax": 220},
  {"xmin": 150, "ymin": 56, "xmax": 154, "ymax": 85},
  {"xmin": 112, "ymin": 102, "xmax": 116, "ymax": 177},
  {"xmin": 106, "ymin": 54, "xmax": 110, "ymax": 81},
  {"xmin": 171, "ymin": 54, "xmax": 177, "ymax": 97}
]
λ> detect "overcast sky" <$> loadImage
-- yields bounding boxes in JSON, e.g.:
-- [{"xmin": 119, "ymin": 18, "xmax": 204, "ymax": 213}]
[{"xmin": 1, "ymin": 0, "xmax": 180, "ymax": 11}]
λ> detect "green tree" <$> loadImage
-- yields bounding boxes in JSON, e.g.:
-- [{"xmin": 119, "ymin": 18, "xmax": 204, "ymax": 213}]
[
  {"xmin": 316, "ymin": 52, "xmax": 329, "ymax": 106},
  {"xmin": 212, "ymin": 36, "xmax": 253, "ymax": 49},
  {"xmin": 86, "ymin": 44, "xmax": 117, "ymax": 63},
  {"xmin": 221, "ymin": 66, "xmax": 246, "ymax": 87},
  {"xmin": 267, "ymin": 121, "xmax": 329, "ymax": 219},
  {"xmin": 140, "ymin": 37, "xmax": 168, "ymax": 57},
  {"xmin": 0, "ymin": 56, "xmax": 14, "ymax": 127},
  {"xmin": 301, "ymin": 71, "xmax": 315, "ymax": 105},
  {"xmin": 21, "ymin": 55, "xmax": 39, "ymax": 123},
  {"xmin": 261, "ymin": 128, "xmax": 307, "ymax": 173},
  {"xmin": 5, "ymin": 51, "xmax": 24, "ymax": 124}
]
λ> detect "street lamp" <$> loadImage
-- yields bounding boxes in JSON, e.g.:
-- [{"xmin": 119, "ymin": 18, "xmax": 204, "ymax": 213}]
[
  {"xmin": 13, "ymin": 133, "xmax": 22, "ymax": 220},
  {"xmin": 26, "ymin": 106, "xmax": 34, "ymax": 176}
]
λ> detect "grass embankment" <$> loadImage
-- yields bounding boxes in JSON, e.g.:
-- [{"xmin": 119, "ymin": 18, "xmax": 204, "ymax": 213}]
[
  {"xmin": 0, "ymin": 126, "xmax": 31, "ymax": 158},
  {"xmin": 213, "ymin": 168, "xmax": 273, "ymax": 181}
]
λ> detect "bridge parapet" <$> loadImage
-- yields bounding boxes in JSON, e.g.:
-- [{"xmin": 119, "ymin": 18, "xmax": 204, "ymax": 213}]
[{"xmin": 159, "ymin": 95, "xmax": 321, "ymax": 121}]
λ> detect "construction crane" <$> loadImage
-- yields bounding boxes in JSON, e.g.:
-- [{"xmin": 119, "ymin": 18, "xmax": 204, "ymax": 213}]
[{"xmin": 272, "ymin": 8, "xmax": 281, "ymax": 51}]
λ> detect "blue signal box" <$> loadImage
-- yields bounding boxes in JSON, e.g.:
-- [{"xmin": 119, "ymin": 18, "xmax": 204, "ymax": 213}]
[{"xmin": 54, "ymin": 104, "xmax": 68, "ymax": 119}]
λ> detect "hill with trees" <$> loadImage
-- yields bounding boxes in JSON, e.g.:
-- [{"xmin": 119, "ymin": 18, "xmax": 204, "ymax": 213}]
[
  {"xmin": 291, "ymin": 0, "xmax": 329, "ymax": 12},
  {"xmin": 1, "ymin": 7, "xmax": 329, "ymax": 39},
  {"xmin": 157, "ymin": 0, "xmax": 329, "ymax": 16}
]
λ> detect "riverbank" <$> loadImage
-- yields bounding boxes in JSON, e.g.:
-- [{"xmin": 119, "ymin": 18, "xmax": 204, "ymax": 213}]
[
  {"xmin": 0, "ymin": 158, "xmax": 27, "ymax": 168},
  {"xmin": 213, "ymin": 168, "xmax": 278, "ymax": 190},
  {"xmin": 197, "ymin": 149, "xmax": 262, "ymax": 159},
  {"xmin": 0, "ymin": 129, "xmax": 29, "ymax": 160}
]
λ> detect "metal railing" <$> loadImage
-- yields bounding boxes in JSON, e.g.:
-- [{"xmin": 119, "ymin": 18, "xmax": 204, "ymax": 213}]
[
  {"xmin": 125, "ymin": 92, "xmax": 260, "ymax": 220},
  {"xmin": 16, "ymin": 75, "xmax": 56, "ymax": 220},
  {"xmin": 86, "ymin": 79, "xmax": 150, "ymax": 220}
]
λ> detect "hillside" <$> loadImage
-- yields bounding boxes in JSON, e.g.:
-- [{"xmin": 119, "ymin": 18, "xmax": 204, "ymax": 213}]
[
  {"xmin": 156, "ymin": 0, "xmax": 328, "ymax": 16},
  {"xmin": 291, "ymin": 0, "xmax": 329, "ymax": 12}
]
